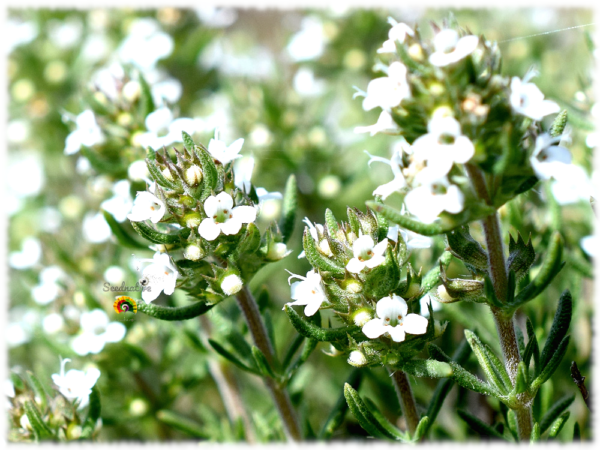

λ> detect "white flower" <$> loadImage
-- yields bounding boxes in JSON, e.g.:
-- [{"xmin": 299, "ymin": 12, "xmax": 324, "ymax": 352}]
[
  {"xmin": 51, "ymin": 358, "xmax": 100, "ymax": 409},
  {"xmin": 355, "ymin": 111, "xmax": 400, "ymax": 136},
  {"xmin": 298, "ymin": 217, "xmax": 331, "ymax": 259},
  {"xmin": 207, "ymin": 130, "xmax": 244, "ymax": 165},
  {"xmin": 31, "ymin": 266, "xmax": 65, "ymax": 305},
  {"xmin": 285, "ymin": 270, "xmax": 328, "ymax": 317},
  {"xmin": 387, "ymin": 225, "xmax": 433, "ymax": 250},
  {"xmin": 405, "ymin": 173, "xmax": 464, "ymax": 224},
  {"xmin": 199, "ymin": 192, "xmax": 257, "ymax": 241},
  {"xmin": 551, "ymin": 164, "xmax": 593, "ymax": 205},
  {"xmin": 139, "ymin": 252, "xmax": 179, "ymax": 303},
  {"xmin": 362, "ymin": 294, "xmax": 428, "ymax": 342},
  {"xmin": 64, "ymin": 110, "xmax": 104, "ymax": 155},
  {"xmin": 530, "ymin": 133, "xmax": 572, "ymax": 181},
  {"xmin": 43, "ymin": 313, "xmax": 65, "ymax": 334},
  {"xmin": 510, "ymin": 75, "xmax": 560, "ymax": 121},
  {"xmin": 412, "ymin": 116, "xmax": 475, "ymax": 175},
  {"xmin": 377, "ymin": 18, "xmax": 414, "ymax": 54},
  {"xmin": 287, "ymin": 16, "xmax": 326, "ymax": 62},
  {"xmin": 234, "ymin": 157, "xmax": 283, "ymax": 202},
  {"xmin": 127, "ymin": 191, "xmax": 166, "ymax": 223},
  {"xmin": 429, "ymin": 29, "xmax": 478, "ymax": 67},
  {"xmin": 419, "ymin": 293, "xmax": 442, "ymax": 317},
  {"xmin": 346, "ymin": 235, "xmax": 388, "ymax": 273},
  {"xmin": 71, "ymin": 309, "xmax": 126, "ymax": 355},
  {"xmin": 136, "ymin": 107, "xmax": 201, "ymax": 150},
  {"xmin": 128, "ymin": 160, "xmax": 151, "ymax": 183},
  {"xmin": 362, "ymin": 62, "xmax": 410, "ymax": 112},
  {"xmin": 581, "ymin": 235, "xmax": 597, "ymax": 258},
  {"xmin": 102, "ymin": 180, "xmax": 134, "ymax": 223},
  {"xmin": 367, "ymin": 148, "xmax": 407, "ymax": 200},
  {"xmin": 221, "ymin": 274, "xmax": 243, "ymax": 296},
  {"xmin": 118, "ymin": 18, "xmax": 173, "ymax": 70},
  {"xmin": 9, "ymin": 237, "xmax": 41, "ymax": 269},
  {"xmin": 82, "ymin": 212, "xmax": 112, "ymax": 243}
]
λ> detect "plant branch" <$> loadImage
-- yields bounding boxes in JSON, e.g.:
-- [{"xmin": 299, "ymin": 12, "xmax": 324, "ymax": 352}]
[
  {"xmin": 236, "ymin": 286, "xmax": 302, "ymax": 441},
  {"xmin": 389, "ymin": 368, "xmax": 419, "ymax": 436}
]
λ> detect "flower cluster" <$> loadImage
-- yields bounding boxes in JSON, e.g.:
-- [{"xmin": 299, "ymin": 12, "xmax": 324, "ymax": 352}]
[{"xmin": 284, "ymin": 207, "xmax": 444, "ymax": 368}]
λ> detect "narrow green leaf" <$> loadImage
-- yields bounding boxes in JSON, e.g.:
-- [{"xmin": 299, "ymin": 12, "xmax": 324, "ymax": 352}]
[
  {"xmin": 421, "ymin": 251, "xmax": 452, "ymax": 293},
  {"xmin": 324, "ymin": 208, "xmax": 339, "ymax": 235},
  {"xmin": 515, "ymin": 361, "xmax": 528, "ymax": 394},
  {"xmin": 279, "ymin": 175, "xmax": 297, "ymax": 244},
  {"xmin": 549, "ymin": 411, "xmax": 570, "ymax": 439},
  {"xmin": 282, "ymin": 334, "xmax": 304, "ymax": 372},
  {"xmin": 531, "ymin": 335, "xmax": 570, "ymax": 391},
  {"xmin": 80, "ymin": 385, "xmax": 101, "ymax": 439},
  {"xmin": 137, "ymin": 300, "xmax": 214, "ymax": 321},
  {"xmin": 181, "ymin": 131, "xmax": 195, "ymax": 150},
  {"xmin": 130, "ymin": 220, "xmax": 181, "ymax": 245},
  {"xmin": 540, "ymin": 290, "xmax": 572, "ymax": 369},
  {"xmin": 413, "ymin": 416, "xmax": 430, "ymax": 442},
  {"xmin": 24, "ymin": 400, "xmax": 53, "ymax": 441},
  {"xmin": 465, "ymin": 330, "xmax": 510, "ymax": 395},
  {"xmin": 156, "ymin": 410, "xmax": 209, "ymax": 438},
  {"xmin": 102, "ymin": 210, "xmax": 148, "ymax": 249},
  {"xmin": 573, "ymin": 421, "xmax": 581, "ymax": 441},
  {"xmin": 446, "ymin": 225, "xmax": 488, "ymax": 272},
  {"xmin": 146, "ymin": 157, "xmax": 181, "ymax": 191},
  {"xmin": 530, "ymin": 422, "xmax": 540, "ymax": 442},
  {"xmin": 366, "ymin": 201, "xmax": 447, "ymax": 236},
  {"xmin": 515, "ymin": 323, "xmax": 525, "ymax": 357},
  {"xmin": 138, "ymin": 72, "xmax": 155, "ymax": 119},
  {"xmin": 540, "ymin": 395, "xmax": 574, "ymax": 435},
  {"xmin": 343, "ymin": 384, "xmax": 402, "ymax": 440},
  {"xmin": 448, "ymin": 361, "xmax": 499, "ymax": 397},
  {"xmin": 193, "ymin": 145, "xmax": 219, "ymax": 201},
  {"xmin": 457, "ymin": 409, "xmax": 506, "ymax": 439},
  {"xmin": 364, "ymin": 398, "xmax": 407, "ymax": 440},
  {"xmin": 26, "ymin": 371, "xmax": 48, "ymax": 412},
  {"xmin": 319, "ymin": 370, "xmax": 361, "ymax": 439},
  {"xmin": 208, "ymin": 339, "xmax": 259, "ymax": 375},
  {"xmin": 284, "ymin": 305, "xmax": 360, "ymax": 342},
  {"xmin": 251, "ymin": 346, "xmax": 276, "ymax": 378},
  {"xmin": 302, "ymin": 228, "xmax": 345, "ymax": 276},
  {"xmin": 400, "ymin": 359, "xmax": 453, "ymax": 378}
]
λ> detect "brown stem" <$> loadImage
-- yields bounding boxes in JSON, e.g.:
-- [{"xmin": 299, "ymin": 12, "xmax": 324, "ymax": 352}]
[
  {"xmin": 389, "ymin": 369, "xmax": 419, "ymax": 436},
  {"xmin": 198, "ymin": 315, "xmax": 256, "ymax": 443},
  {"xmin": 236, "ymin": 286, "xmax": 302, "ymax": 441}
]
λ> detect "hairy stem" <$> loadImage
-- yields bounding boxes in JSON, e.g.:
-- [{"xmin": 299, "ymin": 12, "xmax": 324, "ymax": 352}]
[
  {"xmin": 199, "ymin": 315, "xmax": 256, "ymax": 443},
  {"xmin": 389, "ymin": 369, "xmax": 419, "ymax": 436},
  {"xmin": 236, "ymin": 286, "xmax": 302, "ymax": 441},
  {"xmin": 466, "ymin": 164, "xmax": 532, "ymax": 441}
]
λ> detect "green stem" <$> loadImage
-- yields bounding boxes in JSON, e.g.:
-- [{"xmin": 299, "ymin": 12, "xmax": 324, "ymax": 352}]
[
  {"xmin": 466, "ymin": 164, "xmax": 532, "ymax": 441},
  {"xmin": 389, "ymin": 369, "xmax": 419, "ymax": 436},
  {"xmin": 236, "ymin": 286, "xmax": 302, "ymax": 441}
]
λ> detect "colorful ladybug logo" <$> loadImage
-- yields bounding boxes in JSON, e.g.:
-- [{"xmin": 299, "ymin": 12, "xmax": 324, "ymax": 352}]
[{"xmin": 113, "ymin": 296, "xmax": 138, "ymax": 314}]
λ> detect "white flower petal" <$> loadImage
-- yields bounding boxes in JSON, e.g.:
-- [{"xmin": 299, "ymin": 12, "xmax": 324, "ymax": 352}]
[
  {"xmin": 346, "ymin": 258, "xmax": 366, "ymax": 273},
  {"xmin": 362, "ymin": 318, "xmax": 386, "ymax": 339},
  {"xmin": 232, "ymin": 205, "xmax": 257, "ymax": 224},
  {"xmin": 403, "ymin": 314, "xmax": 428, "ymax": 335},
  {"xmin": 387, "ymin": 325, "xmax": 406, "ymax": 342},
  {"xmin": 199, "ymin": 218, "xmax": 221, "ymax": 241}
]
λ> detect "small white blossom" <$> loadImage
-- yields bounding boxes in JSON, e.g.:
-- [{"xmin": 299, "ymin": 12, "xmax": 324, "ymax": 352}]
[
  {"xmin": 138, "ymin": 252, "xmax": 179, "ymax": 303},
  {"xmin": 412, "ymin": 116, "xmax": 475, "ymax": 175},
  {"xmin": 285, "ymin": 270, "xmax": 328, "ymax": 317},
  {"xmin": 530, "ymin": 133, "xmax": 572, "ymax": 181},
  {"xmin": 102, "ymin": 180, "xmax": 134, "ymax": 223},
  {"xmin": 550, "ymin": 164, "xmax": 593, "ymax": 205},
  {"xmin": 346, "ymin": 235, "xmax": 388, "ymax": 273},
  {"xmin": 9, "ymin": 237, "xmax": 41, "ymax": 269},
  {"xmin": 51, "ymin": 358, "xmax": 100, "ymax": 409},
  {"xmin": 367, "ymin": 148, "xmax": 407, "ymax": 200},
  {"xmin": 199, "ymin": 192, "xmax": 257, "ymax": 241},
  {"xmin": 377, "ymin": 18, "xmax": 414, "ymax": 54},
  {"xmin": 362, "ymin": 294, "xmax": 428, "ymax": 342},
  {"xmin": 127, "ymin": 191, "xmax": 166, "ymax": 223},
  {"xmin": 234, "ymin": 156, "xmax": 283, "ymax": 202},
  {"xmin": 136, "ymin": 107, "xmax": 201, "ymax": 150},
  {"xmin": 405, "ymin": 172, "xmax": 464, "ymax": 224},
  {"xmin": 510, "ymin": 75, "xmax": 560, "ymax": 121},
  {"xmin": 71, "ymin": 309, "xmax": 126, "ymax": 355},
  {"xmin": 82, "ymin": 212, "xmax": 112, "ymax": 243},
  {"xmin": 207, "ymin": 130, "xmax": 244, "ymax": 165},
  {"xmin": 118, "ymin": 18, "xmax": 173, "ymax": 70},
  {"xmin": 362, "ymin": 62, "xmax": 410, "ymax": 112},
  {"xmin": 355, "ymin": 111, "xmax": 400, "ymax": 136},
  {"xmin": 387, "ymin": 225, "xmax": 433, "ymax": 250},
  {"xmin": 183, "ymin": 244, "xmax": 203, "ymax": 261},
  {"xmin": 64, "ymin": 110, "xmax": 104, "ymax": 155},
  {"xmin": 298, "ymin": 217, "xmax": 331, "ymax": 258},
  {"xmin": 429, "ymin": 29, "xmax": 478, "ymax": 67},
  {"xmin": 221, "ymin": 274, "xmax": 243, "ymax": 296}
]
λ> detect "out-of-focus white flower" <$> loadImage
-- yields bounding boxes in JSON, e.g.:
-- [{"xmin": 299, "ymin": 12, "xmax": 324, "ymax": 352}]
[
  {"xmin": 71, "ymin": 310, "xmax": 126, "ymax": 355},
  {"xmin": 362, "ymin": 62, "xmax": 410, "ymax": 111},
  {"xmin": 419, "ymin": 293, "xmax": 442, "ymax": 317},
  {"xmin": 64, "ymin": 110, "xmax": 105, "ymax": 155},
  {"xmin": 293, "ymin": 68, "xmax": 326, "ymax": 97},
  {"xmin": 136, "ymin": 107, "xmax": 202, "ymax": 150},
  {"xmin": 151, "ymin": 78, "xmax": 182, "ymax": 106},
  {"xmin": 362, "ymin": 294, "xmax": 428, "ymax": 342},
  {"xmin": 221, "ymin": 274, "xmax": 243, "ymax": 296},
  {"xmin": 104, "ymin": 266, "xmax": 125, "ymax": 284},
  {"xmin": 386, "ymin": 225, "xmax": 433, "ymax": 250},
  {"xmin": 199, "ymin": 192, "xmax": 257, "ymax": 241},
  {"xmin": 7, "ymin": 18, "xmax": 38, "ymax": 54},
  {"xmin": 9, "ymin": 237, "xmax": 41, "ymax": 269},
  {"xmin": 195, "ymin": 6, "xmax": 237, "ymax": 28},
  {"xmin": 7, "ymin": 119, "xmax": 30, "ymax": 143},
  {"xmin": 412, "ymin": 116, "xmax": 475, "ymax": 175},
  {"xmin": 128, "ymin": 160, "xmax": 151, "ymax": 183},
  {"xmin": 48, "ymin": 18, "xmax": 83, "ymax": 50},
  {"xmin": 581, "ymin": 235, "xmax": 597, "ymax": 258},
  {"xmin": 287, "ymin": 16, "xmax": 326, "ymax": 62},
  {"xmin": 82, "ymin": 212, "xmax": 112, "ymax": 243},
  {"xmin": 234, "ymin": 157, "xmax": 283, "ymax": 202},
  {"xmin": 32, "ymin": 266, "xmax": 66, "ymax": 305},
  {"xmin": 377, "ymin": 18, "xmax": 414, "ymax": 54},
  {"xmin": 101, "ymin": 180, "xmax": 134, "ymax": 223},
  {"xmin": 346, "ymin": 235, "xmax": 388, "ymax": 273},
  {"xmin": 137, "ymin": 252, "xmax": 179, "ymax": 303},
  {"xmin": 207, "ymin": 130, "xmax": 244, "ymax": 165},
  {"xmin": 51, "ymin": 358, "xmax": 101, "ymax": 409},
  {"xmin": 405, "ymin": 173, "xmax": 464, "ymax": 223},
  {"xmin": 127, "ymin": 191, "xmax": 165, "ymax": 223},
  {"xmin": 510, "ymin": 74, "xmax": 560, "ymax": 121},
  {"xmin": 199, "ymin": 40, "xmax": 275, "ymax": 79},
  {"xmin": 39, "ymin": 207, "xmax": 63, "ymax": 233},
  {"xmin": 81, "ymin": 34, "xmax": 110, "ymax": 63},
  {"xmin": 429, "ymin": 29, "xmax": 478, "ymax": 67},
  {"xmin": 118, "ymin": 18, "xmax": 173, "ymax": 69},
  {"xmin": 530, "ymin": 133, "xmax": 572, "ymax": 181},
  {"xmin": 285, "ymin": 270, "xmax": 328, "ymax": 317},
  {"xmin": 551, "ymin": 164, "xmax": 593, "ymax": 205},
  {"xmin": 355, "ymin": 111, "xmax": 399, "ymax": 136},
  {"xmin": 8, "ymin": 152, "xmax": 45, "ymax": 206},
  {"xmin": 91, "ymin": 63, "xmax": 125, "ymax": 101},
  {"xmin": 42, "ymin": 313, "xmax": 65, "ymax": 334},
  {"xmin": 367, "ymin": 148, "xmax": 407, "ymax": 199}
]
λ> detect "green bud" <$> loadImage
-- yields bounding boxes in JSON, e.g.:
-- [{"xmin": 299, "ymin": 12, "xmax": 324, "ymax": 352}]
[
  {"xmin": 550, "ymin": 110, "xmax": 568, "ymax": 138},
  {"xmin": 352, "ymin": 308, "xmax": 372, "ymax": 327},
  {"xmin": 184, "ymin": 212, "xmax": 202, "ymax": 228},
  {"xmin": 446, "ymin": 226, "xmax": 488, "ymax": 273},
  {"xmin": 183, "ymin": 244, "xmax": 204, "ymax": 261},
  {"xmin": 507, "ymin": 232, "xmax": 535, "ymax": 279},
  {"xmin": 347, "ymin": 350, "xmax": 369, "ymax": 367},
  {"xmin": 343, "ymin": 279, "xmax": 363, "ymax": 294}
]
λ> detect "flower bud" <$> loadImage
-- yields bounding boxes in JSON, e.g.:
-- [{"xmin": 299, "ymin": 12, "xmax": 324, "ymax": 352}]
[
  {"xmin": 66, "ymin": 423, "xmax": 82, "ymax": 440},
  {"xmin": 432, "ymin": 106, "xmax": 454, "ymax": 119},
  {"xmin": 184, "ymin": 165, "xmax": 203, "ymax": 186},
  {"xmin": 129, "ymin": 398, "xmax": 149, "ymax": 416},
  {"xmin": 436, "ymin": 285, "xmax": 458, "ymax": 303},
  {"xmin": 324, "ymin": 344, "xmax": 343, "ymax": 357},
  {"xmin": 221, "ymin": 274, "xmax": 243, "ymax": 296},
  {"xmin": 117, "ymin": 112, "xmax": 133, "ymax": 127},
  {"xmin": 184, "ymin": 212, "xmax": 202, "ymax": 228},
  {"xmin": 352, "ymin": 309, "xmax": 372, "ymax": 327},
  {"xmin": 162, "ymin": 168, "xmax": 174, "ymax": 182},
  {"xmin": 347, "ymin": 350, "xmax": 368, "ymax": 367},
  {"xmin": 408, "ymin": 43, "xmax": 424, "ymax": 61},
  {"xmin": 183, "ymin": 244, "xmax": 204, "ymax": 261},
  {"xmin": 318, "ymin": 239, "xmax": 334, "ymax": 257},
  {"xmin": 266, "ymin": 242, "xmax": 289, "ymax": 261},
  {"xmin": 343, "ymin": 279, "xmax": 363, "ymax": 294},
  {"xmin": 20, "ymin": 414, "xmax": 32, "ymax": 430},
  {"xmin": 122, "ymin": 80, "xmax": 141, "ymax": 102},
  {"xmin": 405, "ymin": 281, "xmax": 421, "ymax": 299}
]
